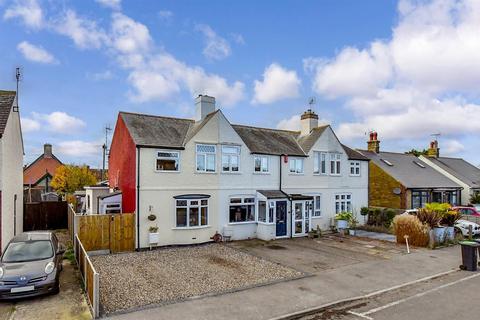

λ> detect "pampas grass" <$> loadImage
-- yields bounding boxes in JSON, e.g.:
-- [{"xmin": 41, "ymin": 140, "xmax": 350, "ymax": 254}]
[{"xmin": 392, "ymin": 215, "xmax": 430, "ymax": 247}]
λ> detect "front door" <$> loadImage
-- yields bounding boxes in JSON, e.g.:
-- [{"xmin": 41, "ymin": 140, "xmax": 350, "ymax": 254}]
[
  {"xmin": 275, "ymin": 201, "xmax": 287, "ymax": 237},
  {"xmin": 292, "ymin": 200, "xmax": 312, "ymax": 237}
]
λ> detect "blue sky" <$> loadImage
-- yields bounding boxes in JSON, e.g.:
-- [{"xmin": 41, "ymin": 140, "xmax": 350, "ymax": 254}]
[{"xmin": 1, "ymin": 0, "xmax": 479, "ymax": 168}]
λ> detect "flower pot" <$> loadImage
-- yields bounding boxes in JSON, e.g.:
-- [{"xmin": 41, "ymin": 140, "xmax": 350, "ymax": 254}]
[
  {"xmin": 337, "ymin": 220, "xmax": 348, "ymax": 229},
  {"xmin": 149, "ymin": 232, "xmax": 159, "ymax": 244},
  {"xmin": 445, "ymin": 226, "xmax": 455, "ymax": 241},
  {"xmin": 348, "ymin": 229, "xmax": 355, "ymax": 236},
  {"xmin": 433, "ymin": 227, "xmax": 446, "ymax": 244}
]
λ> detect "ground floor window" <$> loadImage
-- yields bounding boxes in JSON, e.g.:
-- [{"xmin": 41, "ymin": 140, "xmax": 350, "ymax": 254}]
[
  {"xmin": 229, "ymin": 196, "xmax": 255, "ymax": 223},
  {"xmin": 412, "ymin": 191, "xmax": 429, "ymax": 208},
  {"xmin": 335, "ymin": 194, "xmax": 352, "ymax": 213},
  {"xmin": 175, "ymin": 198, "xmax": 208, "ymax": 227},
  {"xmin": 258, "ymin": 200, "xmax": 275, "ymax": 223},
  {"xmin": 313, "ymin": 195, "xmax": 321, "ymax": 217},
  {"xmin": 432, "ymin": 190, "xmax": 459, "ymax": 206}
]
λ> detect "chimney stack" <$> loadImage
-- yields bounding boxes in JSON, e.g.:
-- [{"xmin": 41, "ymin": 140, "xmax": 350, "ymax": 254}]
[
  {"xmin": 367, "ymin": 131, "xmax": 380, "ymax": 153},
  {"xmin": 44, "ymin": 143, "xmax": 53, "ymax": 158},
  {"xmin": 300, "ymin": 109, "xmax": 319, "ymax": 135},
  {"xmin": 195, "ymin": 95, "xmax": 216, "ymax": 121},
  {"xmin": 427, "ymin": 140, "xmax": 440, "ymax": 158}
]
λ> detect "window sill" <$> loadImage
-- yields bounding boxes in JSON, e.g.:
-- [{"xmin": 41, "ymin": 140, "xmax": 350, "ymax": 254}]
[
  {"xmin": 311, "ymin": 216, "xmax": 322, "ymax": 219},
  {"xmin": 154, "ymin": 170, "xmax": 181, "ymax": 173},
  {"xmin": 313, "ymin": 173, "xmax": 328, "ymax": 176},
  {"xmin": 349, "ymin": 175, "xmax": 361, "ymax": 177},
  {"xmin": 288, "ymin": 173, "xmax": 305, "ymax": 175},
  {"xmin": 228, "ymin": 221, "xmax": 257, "ymax": 225},
  {"xmin": 257, "ymin": 222, "xmax": 275, "ymax": 225},
  {"xmin": 194, "ymin": 171, "xmax": 217, "ymax": 174},
  {"xmin": 253, "ymin": 172, "xmax": 270, "ymax": 175},
  {"xmin": 172, "ymin": 225, "xmax": 211, "ymax": 230},
  {"xmin": 221, "ymin": 171, "xmax": 242, "ymax": 175}
]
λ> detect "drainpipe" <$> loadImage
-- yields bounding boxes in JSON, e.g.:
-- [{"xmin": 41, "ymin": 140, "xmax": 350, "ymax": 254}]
[{"xmin": 136, "ymin": 147, "xmax": 141, "ymax": 251}]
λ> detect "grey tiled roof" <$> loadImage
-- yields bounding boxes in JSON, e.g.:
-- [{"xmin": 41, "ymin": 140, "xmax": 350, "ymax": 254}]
[
  {"xmin": 342, "ymin": 145, "xmax": 369, "ymax": 161},
  {"xmin": 359, "ymin": 150, "xmax": 461, "ymax": 189},
  {"xmin": 120, "ymin": 112, "xmax": 194, "ymax": 148},
  {"xmin": 232, "ymin": 125, "xmax": 305, "ymax": 156},
  {"xmin": 297, "ymin": 126, "xmax": 328, "ymax": 153},
  {"xmin": 257, "ymin": 190, "xmax": 288, "ymax": 199},
  {"xmin": 429, "ymin": 157, "xmax": 480, "ymax": 188},
  {"xmin": 0, "ymin": 91, "xmax": 15, "ymax": 137}
]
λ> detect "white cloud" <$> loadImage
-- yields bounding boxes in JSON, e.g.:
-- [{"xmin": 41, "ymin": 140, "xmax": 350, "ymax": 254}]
[
  {"xmin": 442, "ymin": 139, "xmax": 465, "ymax": 155},
  {"xmin": 87, "ymin": 70, "xmax": 114, "ymax": 81},
  {"xmin": 54, "ymin": 10, "xmax": 108, "ymax": 49},
  {"xmin": 277, "ymin": 115, "xmax": 301, "ymax": 131},
  {"xmin": 31, "ymin": 111, "xmax": 86, "ymax": 134},
  {"xmin": 56, "ymin": 140, "xmax": 101, "ymax": 157},
  {"xmin": 195, "ymin": 24, "xmax": 231, "ymax": 61},
  {"xmin": 95, "ymin": 0, "xmax": 121, "ymax": 10},
  {"xmin": 231, "ymin": 33, "xmax": 245, "ymax": 45},
  {"xmin": 252, "ymin": 63, "xmax": 301, "ymax": 104},
  {"xmin": 17, "ymin": 41, "xmax": 57, "ymax": 64},
  {"xmin": 21, "ymin": 117, "xmax": 41, "ymax": 133},
  {"xmin": 3, "ymin": 0, "xmax": 43, "ymax": 29},
  {"xmin": 158, "ymin": 10, "xmax": 173, "ymax": 22},
  {"xmin": 111, "ymin": 13, "xmax": 151, "ymax": 54},
  {"xmin": 308, "ymin": 0, "xmax": 480, "ymax": 147}
]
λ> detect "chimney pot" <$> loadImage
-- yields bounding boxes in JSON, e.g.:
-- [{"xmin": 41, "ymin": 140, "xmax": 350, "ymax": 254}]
[
  {"xmin": 367, "ymin": 132, "xmax": 380, "ymax": 153},
  {"xmin": 44, "ymin": 144, "xmax": 53, "ymax": 158},
  {"xmin": 300, "ymin": 109, "xmax": 319, "ymax": 135},
  {"xmin": 427, "ymin": 140, "xmax": 440, "ymax": 158}
]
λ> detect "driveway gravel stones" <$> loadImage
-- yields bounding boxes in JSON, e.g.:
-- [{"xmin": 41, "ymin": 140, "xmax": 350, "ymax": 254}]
[{"xmin": 90, "ymin": 243, "xmax": 304, "ymax": 315}]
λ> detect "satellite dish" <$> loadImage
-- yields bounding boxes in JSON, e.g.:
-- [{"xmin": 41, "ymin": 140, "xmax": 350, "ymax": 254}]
[{"xmin": 393, "ymin": 187, "xmax": 402, "ymax": 195}]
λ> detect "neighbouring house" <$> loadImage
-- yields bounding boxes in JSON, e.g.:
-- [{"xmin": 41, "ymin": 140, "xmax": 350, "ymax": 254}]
[
  {"xmin": 419, "ymin": 140, "xmax": 480, "ymax": 205},
  {"xmin": 109, "ymin": 95, "xmax": 369, "ymax": 248},
  {"xmin": 83, "ymin": 184, "xmax": 122, "ymax": 215},
  {"xmin": 0, "ymin": 91, "xmax": 24, "ymax": 251},
  {"xmin": 358, "ymin": 132, "xmax": 461, "ymax": 210},
  {"xmin": 23, "ymin": 143, "xmax": 63, "ymax": 198}
]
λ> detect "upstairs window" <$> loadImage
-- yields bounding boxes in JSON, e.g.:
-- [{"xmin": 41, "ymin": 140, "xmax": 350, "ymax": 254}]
[
  {"xmin": 222, "ymin": 145, "xmax": 240, "ymax": 172},
  {"xmin": 350, "ymin": 161, "xmax": 361, "ymax": 176},
  {"xmin": 314, "ymin": 152, "xmax": 327, "ymax": 174},
  {"xmin": 330, "ymin": 153, "xmax": 341, "ymax": 175},
  {"xmin": 254, "ymin": 155, "xmax": 269, "ymax": 173},
  {"xmin": 229, "ymin": 197, "xmax": 255, "ymax": 223},
  {"xmin": 156, "ymin": 151, "xmax": 180, "ymax": 171},
  {"xmin": 289, "ymin": 158, "xmax": 304, "ymax": 174},
  {"xmin": 196, "ymin": 144, "xmax": 216, "ymax": 172}
]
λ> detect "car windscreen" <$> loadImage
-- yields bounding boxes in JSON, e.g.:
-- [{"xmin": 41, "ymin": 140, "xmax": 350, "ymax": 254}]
[{"xmin": 2, "ymin": 240, "xmax": 54, "ymax": 263}]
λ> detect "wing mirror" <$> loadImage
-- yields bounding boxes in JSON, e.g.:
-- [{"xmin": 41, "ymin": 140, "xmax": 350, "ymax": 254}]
[{"xmin": 57, "ymin": 244, "xmax": 66, "ymax": 255}]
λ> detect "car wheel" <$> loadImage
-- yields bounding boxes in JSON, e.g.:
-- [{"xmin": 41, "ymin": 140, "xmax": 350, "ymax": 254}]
[
  {"xmin": 52, "ymin": 282, "xmax": 60, "ymax": 295},
  {"xmin": 455, "ymin": 228, "xmax": 464, "ymax": 241}
]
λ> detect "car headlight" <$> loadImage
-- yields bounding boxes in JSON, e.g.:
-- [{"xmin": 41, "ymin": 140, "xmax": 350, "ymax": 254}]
[
  {"xmin": 0, "ymin": 267, "xmax": 3, "ymax": 278},
  {"xmin": 45, "ymin": 262, "xmax": 55, "ymax": 275}
]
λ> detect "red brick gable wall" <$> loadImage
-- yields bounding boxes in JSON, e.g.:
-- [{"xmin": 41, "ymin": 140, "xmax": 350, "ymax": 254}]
[{"xmin": 109, "ymin": 114, "xmax": 136, "ymax": 213}]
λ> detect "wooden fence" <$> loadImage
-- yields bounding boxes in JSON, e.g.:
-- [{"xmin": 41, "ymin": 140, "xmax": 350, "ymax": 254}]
[
  {"xmin": 69, "ymin": 211, "xmax": 135, "ymax": 253},
  {"xmin": 24, "ymin": 201, "xmax": 68, "ymax": 231},
  {"xmin": 74, "ymin": 234, "xmax": 99, "ymax": 318}
]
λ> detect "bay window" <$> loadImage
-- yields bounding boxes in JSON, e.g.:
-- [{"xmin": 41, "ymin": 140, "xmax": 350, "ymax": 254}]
[
  {"xmin": 254, "ymin": 155, "xmax": 269, "ymax": 173},
  {"xmin": 289, "ymin": 158, "xmax": 304, "ymax": 174},
  {"xmin": 229, "ymin": 197, "xmax": 255, "ymax": 223},
  {"xmin": 222, "ymin": 145, "xmax": 240, "ymax": 172},
  {"xmin": 196, "ymin": 144, "xmax": 216, "ymax": 172},
  {"xmin": 156, "ymin": 151, "xmax": 180, "ymax": 171},
  {"xmin": 175, "ymin": 197, "xmax": 209, "ymax": 227}
]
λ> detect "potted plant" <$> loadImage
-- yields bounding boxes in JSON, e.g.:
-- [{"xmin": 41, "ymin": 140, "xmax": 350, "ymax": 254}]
[
  {"xmin": 149, "ymin": 226, "xmax": 159, "ymax": 244},
  {"xmin": 349, "ymin": 215, "xmax": 358, "ymax": 236},
  {"xmin": 441, "ymin": 210, "xmax": 460, "ymax": 241},
  {"xmin": 335, "ymin": 211, "xmax": 353, "ymax": 230},
  {"xmin": 360, "ymin": 207, "xmax": 369, "ymax": 224},
  {"xmin": 416, "ymin": 204, "xmax": 446, "ymax": 244}
]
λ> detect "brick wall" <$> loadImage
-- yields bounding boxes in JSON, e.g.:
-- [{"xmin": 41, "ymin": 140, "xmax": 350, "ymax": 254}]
[{"xmin": 369, "ymin": 162, "xmax": 407, "ymax": 209}]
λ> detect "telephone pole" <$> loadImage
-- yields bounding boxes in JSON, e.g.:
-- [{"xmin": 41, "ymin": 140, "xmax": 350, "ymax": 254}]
[{"xmin": 102, "ymin": 125, "xmax": 112, "ymax": 181}]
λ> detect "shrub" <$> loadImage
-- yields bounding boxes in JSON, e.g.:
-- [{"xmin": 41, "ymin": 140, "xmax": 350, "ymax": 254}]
[
  {"xmin": 360, "ymin": 207, "xmax": 369, "ymax": 216},
  {"xmin": 366, "ymin": 208, "xmax": 397, "ymax": 228},
  {"xmin": 470, "ymin": 192, "xmax": 480, "ymax": 204},
  {"xmin": 416, "ymin": 208, "xmax": 443, "ymax": 228},
  {"xmin": 425, "ymin": 202, "xmax": 451, "ymax": 215},
  {"xmin": 392, "ymin": 215, "xmax": 430, "ymax": 247},
  {"xmin": 384, "ymin": 209, "xmax": 396, "ymax": 228},
  {"xmin": 441, "ymin": 210, "xmax": 461, "ymax": 227},
  {"xmin": 335, "ymin": 211, "xmax": 353, "ymax": 221}
]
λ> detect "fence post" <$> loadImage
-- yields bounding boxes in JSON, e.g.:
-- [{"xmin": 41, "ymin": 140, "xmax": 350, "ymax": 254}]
[{"xmin": 94, "ymin": 272, "xmax": 99, "ymax": 318}]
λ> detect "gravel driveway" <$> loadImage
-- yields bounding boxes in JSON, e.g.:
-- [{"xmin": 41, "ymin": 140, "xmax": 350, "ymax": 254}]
[{"xmin": 91, "ymin": 244, "xmax": 303, "ymax": 315}]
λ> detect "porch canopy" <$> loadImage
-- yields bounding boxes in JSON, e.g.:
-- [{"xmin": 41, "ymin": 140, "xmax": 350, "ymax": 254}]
[{"xmin": 256, "ymin": 190, "xmax": 313, "ymax": 201}]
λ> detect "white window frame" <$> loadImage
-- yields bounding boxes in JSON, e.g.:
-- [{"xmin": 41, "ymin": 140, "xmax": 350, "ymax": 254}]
[
  {"xmin": 289, "ymin": 157, "xmax": 304, "ymax": 174},
  {"xmin": 221, "ymin": 145, "xmax": 240, "ymax": 173},
  {"xmin": 335, "ymin": 193, "xmax": 352, "ymax": 214},
  {"xmin": 155, "ymin": 150, "xmax": 180, "ymax": 172},
  {"xmin": 254, "ymin": 155, "xmax": 269, "ymax": 174},
  {"xmin": 175, "ymin": 198, "xmax": 209, "ymax": 228},
  {"xmin": 330, "ymin": 153, "xmax": 341, "ymax": 176},
  {"xmin": 350, "ymin": 161, "xmax": 361, "ymax": 176},
  {"xmin": 229, "ymin": 196, "xmax": 256, "ymax": 224},
  {"xmin": 196, "ymin": 144, "xmax": 216, "ymax": 173},
  {"xmin": 312, "ymin": 195, "xmax": 321, "ymax": 217},
  {"xmin": 313, "ymin": 152, "xmax": 327, "ymax": 175}
]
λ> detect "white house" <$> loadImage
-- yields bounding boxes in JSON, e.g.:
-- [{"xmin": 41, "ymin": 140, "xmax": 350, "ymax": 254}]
[
  {"xmin": 0, "ymin": 91, "xmax": 24, "ymax": 251},
  {"xmin": 109, "ymin": 95, "xmax": 369, "ymax": 248},
  {"xmin": 420, "ymin": 140, "xmax": 480, "ymax": 205}
]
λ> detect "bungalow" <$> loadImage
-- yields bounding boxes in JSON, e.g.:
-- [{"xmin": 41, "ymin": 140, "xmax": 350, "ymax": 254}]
[
  {"xmin": 358, "ymin": 133, "xmax": 461, "ymax": 210},
  {"xmin": 0, "ymin": 91, "xmax": 24, "ymax": 251},
  {"xmin": 419, "ymin": 140, "xmax": 480, "ymax": 205},
  {"xmin": 109, "ymin": 95, "xmax": 369, "ymax": 248}
]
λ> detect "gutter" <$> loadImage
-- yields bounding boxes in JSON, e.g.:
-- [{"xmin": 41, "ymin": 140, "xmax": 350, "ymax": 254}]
[{"xmin": 136, "ymin": 147, "xmax": 140, "ymax": 250}]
